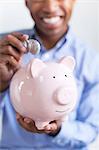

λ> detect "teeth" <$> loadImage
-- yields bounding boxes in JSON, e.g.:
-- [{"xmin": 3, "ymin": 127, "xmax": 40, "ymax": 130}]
[{"xmin": 43, "ymin": 17, "xmax": 61, "ymax": 24}]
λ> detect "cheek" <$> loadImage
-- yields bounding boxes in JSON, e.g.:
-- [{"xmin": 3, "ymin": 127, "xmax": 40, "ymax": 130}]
[
  {"xmin": 65, "ymin": 0, "xmax": 75, "ymax": 7},
  {"xmin": 63, "ymin": 0, "xmax": 74, "ymax": 16},
  {"xmin": 27, "ymin": 4, "xmax": 41, "ymax": 19}
]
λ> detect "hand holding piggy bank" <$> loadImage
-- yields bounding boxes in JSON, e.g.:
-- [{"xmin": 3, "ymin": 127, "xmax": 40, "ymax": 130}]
[{"xmin": 10, "ymin": 56, "xmax": 77, "ymax": 130}]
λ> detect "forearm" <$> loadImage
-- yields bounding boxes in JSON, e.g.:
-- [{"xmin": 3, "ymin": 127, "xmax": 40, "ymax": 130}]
[
  {"xmin": 0, "ymin": 91, "xmax": 5, "ymax": 141},
  {"xmin": 0, "ymin": 107, "xmax": 3, "ymax": 141}
]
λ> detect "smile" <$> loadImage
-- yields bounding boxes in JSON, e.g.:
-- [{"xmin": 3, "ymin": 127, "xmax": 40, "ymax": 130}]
[{"xmin": 42, "ymin": 16, "xmax": 62, "ymax": 25}]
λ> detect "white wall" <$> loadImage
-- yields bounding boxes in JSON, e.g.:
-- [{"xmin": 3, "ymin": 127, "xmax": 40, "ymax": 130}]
[{"xmin": 0, "ymin": 0, "xmax": 99, "ymax": 51}]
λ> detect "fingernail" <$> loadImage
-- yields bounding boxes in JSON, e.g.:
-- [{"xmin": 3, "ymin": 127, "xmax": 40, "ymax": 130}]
[
  {"xmin": 24, "ymin": 118, "xmax": 31, "ymax": 123},
  {"xmin": 21, "ymin": 46, "xmax": 27, "ymax": 53},
  {"xmin": 23, "ymin": 34, "xmax": 29, "ymax": 40},
  {"xmin": 47, "ymin": 126, "xmax": 51, "ymax": 130}
]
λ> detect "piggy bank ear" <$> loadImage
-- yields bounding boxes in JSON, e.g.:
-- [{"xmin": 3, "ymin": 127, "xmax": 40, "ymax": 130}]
[
  {"xmin": 30, "ymin": 59, "xmax": 46, "ymax": 78},
  {"xmin": 59, "ymin": 56, "xmax": 76, "ymax": 71}
]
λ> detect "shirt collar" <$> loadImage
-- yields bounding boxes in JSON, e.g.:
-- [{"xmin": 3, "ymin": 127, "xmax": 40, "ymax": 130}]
[{"xmin": 29, "ymin": 25, "xmax": 75, "ymax": 53}]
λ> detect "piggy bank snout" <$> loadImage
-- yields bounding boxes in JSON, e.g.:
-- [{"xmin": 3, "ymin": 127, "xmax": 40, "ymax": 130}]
[{"xmin": 55, "ymin": 87, "xmax": 70, "ymax": 105}]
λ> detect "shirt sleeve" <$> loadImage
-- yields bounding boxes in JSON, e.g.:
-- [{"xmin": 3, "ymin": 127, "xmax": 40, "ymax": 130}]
[
  {"xmin": 50, "ymin": 51, "xmax": 99, "ymax": 149},
  {"xmin": 0, "ymin": 91, "xmax": 6, "ymax": 105},
  {"xmin": 0, "ymin": 91, "xmax": 6, "ymax": 141}
]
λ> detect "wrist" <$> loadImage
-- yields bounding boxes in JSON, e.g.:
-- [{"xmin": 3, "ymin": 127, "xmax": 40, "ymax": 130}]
[{"xmin": 0, "ymin": 80, "xmax": 9, "ymax": 92}]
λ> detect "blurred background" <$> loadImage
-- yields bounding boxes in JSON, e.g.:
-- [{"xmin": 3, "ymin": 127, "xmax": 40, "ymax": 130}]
[
  {"xmin": 0, "ymin": 0, "xmax": 99, "ymax": 149},
  {"xmin": 0, "ymin": 0, "xmax": 99, "ymax": 51}
]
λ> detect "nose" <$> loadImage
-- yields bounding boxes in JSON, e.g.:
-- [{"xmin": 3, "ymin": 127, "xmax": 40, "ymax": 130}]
[
  {"xmin": 54, "ymin": 87, "xmax": 70, "ymax": 105},
  {"xmin": 42, "ymin": 0, "xmax": 59, "ymax": 14}
]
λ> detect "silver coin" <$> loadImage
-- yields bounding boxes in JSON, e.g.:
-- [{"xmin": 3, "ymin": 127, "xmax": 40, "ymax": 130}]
[{"xmin": 23, "ymin": 39, "xmax": 40, "ymax": 54}]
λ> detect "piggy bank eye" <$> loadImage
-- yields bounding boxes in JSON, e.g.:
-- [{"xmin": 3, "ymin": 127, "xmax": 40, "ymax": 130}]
[
  {"xmin": 65, "ymin": 74, "xmax": 67, "ymax": 77},
  {"xmin": 53, "ymin": 76, "xmax": 56, "ymax": 78}
]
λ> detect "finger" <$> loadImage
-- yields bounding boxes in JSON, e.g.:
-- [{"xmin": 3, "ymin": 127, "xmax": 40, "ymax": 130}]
[
  {"xmin": 45, "ymin": 122, "xmax": 57, "ymax": 132},
  {"xmin": 11, "ymin": 32, "xmax": 29, "ymax": 41},
  {"xmin": 4, "ymin": 34, "xmax": 27, "ymax": 53},
  {"xmin": 0, "ymin": 37, "xmax": 9, "ymax": 47},
  {"xmin": 23, "ymin": 118, "xmax": 46, "ymax": 134},
  {"xmin": 44, "ymin": 124, "xmax": 52, "ymax": 131},
  {"xmin": 16, "ymin": 113, "xmax": 23, "ymax": 120},
  {"xmin": 16, "ymin": 113, "xmax": 49, "ymax": 134},
  {"xmin": 17, "ymin": 115, "xmax": 31, "ymax": 131},
  {"xmin": 0, "ymin": 33, "xmax": 28, "ymax": 48},
  {"xmin": 24, "ymin": 118, "xmax": 33, "ymax": 124},
  {"xmin": 0, "ymin": 63, "xmax": 14, "ymax": 81},
  {"xmin": 23, "ymin": 116, "xmax": 45, "ymax": 133},
  {"xmin": 50, "ymin": 122, "xmax": 58, "ymax": 131},
  {"xmin": 44, "ymin": 120, "xmax": 62, "ymax": 135},
  {"xmin": 2, "ymin": 45, "xmax": 22, "ymax": 61},
  {"xmin": 16, "ymin": 113, "xmax": 36, "ymax": 132},
  {"xmin": 0, "ymin": 54, "xmax": 19, "ymax": 68}
]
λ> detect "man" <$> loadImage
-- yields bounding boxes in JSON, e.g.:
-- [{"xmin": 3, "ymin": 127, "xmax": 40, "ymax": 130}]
[{"xmin": 0, "ymin": 0, "xmax": 99, "ymax": 149}]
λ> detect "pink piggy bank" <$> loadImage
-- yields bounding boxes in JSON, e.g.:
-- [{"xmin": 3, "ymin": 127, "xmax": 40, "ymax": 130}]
[{"xmin": 10, "ymin": 56, "xmax": 77, "ymax": 130}]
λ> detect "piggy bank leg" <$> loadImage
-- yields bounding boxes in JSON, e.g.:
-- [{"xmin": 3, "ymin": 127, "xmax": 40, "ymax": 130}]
[{"xmin": 35, "ymin": 121, "xmax": 49, "ymax": 130}]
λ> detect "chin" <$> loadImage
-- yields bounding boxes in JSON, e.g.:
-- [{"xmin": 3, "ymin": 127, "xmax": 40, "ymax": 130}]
[{"xmin": 45, "ymin": 29, "xmax": 66, "ymax": 38}]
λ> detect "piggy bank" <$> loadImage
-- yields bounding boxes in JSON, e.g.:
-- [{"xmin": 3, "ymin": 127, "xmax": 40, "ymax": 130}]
[{"xmin": 10, "ymin": 56, "xmax": 77, "ymax": 129}]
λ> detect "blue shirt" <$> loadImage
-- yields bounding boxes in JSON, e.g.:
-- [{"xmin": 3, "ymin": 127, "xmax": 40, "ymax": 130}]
[{"xmin": 0, "ymin": 27, "xmax": 99, "ymax": 150}]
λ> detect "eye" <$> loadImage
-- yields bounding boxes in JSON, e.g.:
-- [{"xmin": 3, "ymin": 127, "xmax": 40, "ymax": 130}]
[
  {"xmin": 65, "ymin": 74, "xmax": 67, "ymax": 77},
  {"xmin": 53, "ymin": 76, "xmax": 56, "ymax": 78}
]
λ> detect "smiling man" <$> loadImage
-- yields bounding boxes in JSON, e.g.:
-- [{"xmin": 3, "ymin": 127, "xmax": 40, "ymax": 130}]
[
  {"xmin": 0, "ymin": 0, "xmax": 99, "ymax": 150},
  {"xmin": 25, "ymin": 0, "xmax": 75, "ymax": 49}
]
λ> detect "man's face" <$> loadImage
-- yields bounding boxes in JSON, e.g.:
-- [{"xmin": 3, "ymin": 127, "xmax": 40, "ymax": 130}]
[{"xmin": 26, "ymin": 0, "xmax": 76, "ymax": 37}]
